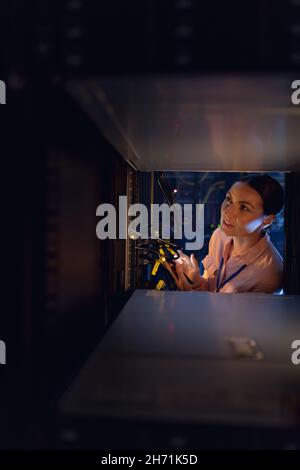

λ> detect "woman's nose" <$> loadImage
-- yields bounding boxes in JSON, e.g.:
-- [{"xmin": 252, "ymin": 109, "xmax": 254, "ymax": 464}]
[{"xmin": 224, "ymin": 204, "xmax": 236, "ymax": 219}]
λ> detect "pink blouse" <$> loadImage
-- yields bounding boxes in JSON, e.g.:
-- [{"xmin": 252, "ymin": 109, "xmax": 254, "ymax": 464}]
[{"xmin": 201, "ymin": 228, "xmax": 283, "ymax": 294}]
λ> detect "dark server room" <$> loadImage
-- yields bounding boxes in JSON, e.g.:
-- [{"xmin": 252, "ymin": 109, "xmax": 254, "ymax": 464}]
[{"xmin": 1, "ymin": 0, "xmax": 300, "ymax": 465}]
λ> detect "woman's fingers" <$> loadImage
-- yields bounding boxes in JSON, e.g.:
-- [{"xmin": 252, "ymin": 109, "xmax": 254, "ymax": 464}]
[
  {"xmin": 175, "ymin": 262, "xmax": 193, "ymax": 290},
  {"xmin": 175, "ymin": 261, "xmax": 183, "ymax": 275},
  {"xmin": 177, "ymin": 249, "xmax": 191, "ymax": 263},
  {"xmin": 173, "ymin": 253, "xmax": 206, "ymax": 291},
  {"xmin": 175, "ymin": 253, "xmax": 198, "ymax": 277},
  {"xmin": 190, "ymin": 253, "xmax": 199, "ymax": 269}
]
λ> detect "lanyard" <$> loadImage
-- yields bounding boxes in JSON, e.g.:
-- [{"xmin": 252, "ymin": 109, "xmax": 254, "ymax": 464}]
[{"xmin": 216, "ymin": 257, "xmax": 247, "ymax": 292}]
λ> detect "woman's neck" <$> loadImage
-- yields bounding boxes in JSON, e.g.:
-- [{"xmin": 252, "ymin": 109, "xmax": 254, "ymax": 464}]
[{"xmin": 231, "ymin": 230, "xmax": 263, "ymax": 257}]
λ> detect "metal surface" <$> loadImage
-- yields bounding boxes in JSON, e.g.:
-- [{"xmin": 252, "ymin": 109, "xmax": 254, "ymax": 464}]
[
  {"xmin": 61, "ymin": 289, "xmax": 300, "ymax": 427},
  {"xmin": 67, "ymin": 75, "xmax": 300, "ymax": 172}
]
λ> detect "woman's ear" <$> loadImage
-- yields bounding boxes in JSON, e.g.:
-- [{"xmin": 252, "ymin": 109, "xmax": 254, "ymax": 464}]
[{"xmin": 262, "ymin": 214, "xmax": 276, "ymax": 229}]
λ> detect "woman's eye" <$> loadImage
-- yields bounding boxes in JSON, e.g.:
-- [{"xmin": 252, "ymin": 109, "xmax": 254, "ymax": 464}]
[
  {"xmin": 225, "ymin": 195, "xmax": 232, "ymax": 203},
  {"xmin": 241, "ymin": 205, "xmax": 250, "ymax": 212}
]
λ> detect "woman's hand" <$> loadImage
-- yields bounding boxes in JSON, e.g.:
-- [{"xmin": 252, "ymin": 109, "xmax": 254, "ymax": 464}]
[{"xmin": 174, "ymin": 251, "xmax": 207, "ymax": 291}]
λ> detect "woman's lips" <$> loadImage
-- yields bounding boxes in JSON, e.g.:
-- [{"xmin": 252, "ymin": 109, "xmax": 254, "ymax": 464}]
[{"xmin": 222, "ymin": 219, "xmax": 234, "ymax": 229}]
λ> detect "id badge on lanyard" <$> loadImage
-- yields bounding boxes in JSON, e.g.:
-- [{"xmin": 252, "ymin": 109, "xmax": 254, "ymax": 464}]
[{"xmin": 216, "ymin": 257, "xmax": 247, "ymax": 292}]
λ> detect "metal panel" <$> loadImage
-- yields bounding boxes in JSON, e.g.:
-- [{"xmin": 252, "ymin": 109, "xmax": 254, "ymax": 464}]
[
  {"xmin": 61, "ymin": 289, "xmax": 300, "ymax": 427},
  {"xmin": 67, "ymin": 75, "xmax": 300, "ymax": 171}
]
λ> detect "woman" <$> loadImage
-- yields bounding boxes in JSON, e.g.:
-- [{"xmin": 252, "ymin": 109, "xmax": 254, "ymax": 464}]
[{"xmin": 174, "ymin": 174, "xmax": 284, "ymax": 294}]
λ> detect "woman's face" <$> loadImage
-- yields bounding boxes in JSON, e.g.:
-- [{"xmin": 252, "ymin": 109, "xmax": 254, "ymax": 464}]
[{"xmin": 220, "ymin": 181, "xmax": 266, "ymax": 237}]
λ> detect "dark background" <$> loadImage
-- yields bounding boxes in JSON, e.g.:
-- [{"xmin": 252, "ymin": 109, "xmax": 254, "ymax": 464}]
[{"xmin": 0, "ymin": 0, "xmax": 300, "ymax": 452}]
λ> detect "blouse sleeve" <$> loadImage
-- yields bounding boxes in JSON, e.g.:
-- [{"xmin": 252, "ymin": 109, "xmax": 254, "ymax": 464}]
[{"xmin": 201, "ymin": 229, "xmax": 220, "ymax": 292}]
